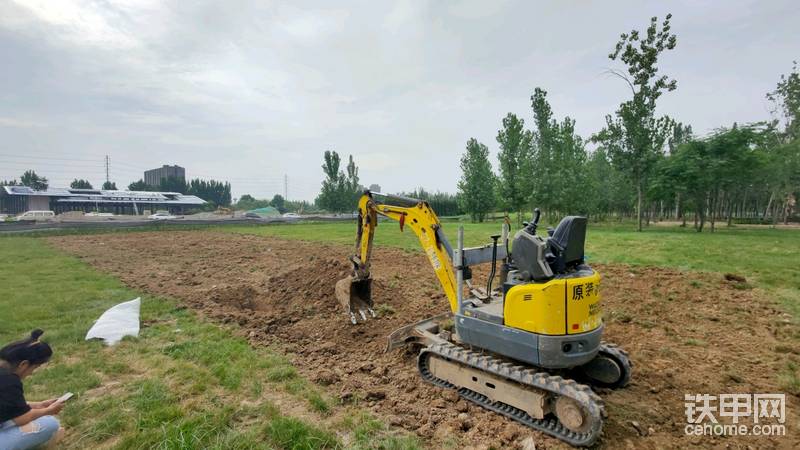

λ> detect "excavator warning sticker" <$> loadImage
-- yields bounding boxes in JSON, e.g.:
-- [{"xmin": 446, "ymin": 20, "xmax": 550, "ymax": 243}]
[{"xmin": 426, "ymin": 248, "xmax": 442, "ymax": 270}]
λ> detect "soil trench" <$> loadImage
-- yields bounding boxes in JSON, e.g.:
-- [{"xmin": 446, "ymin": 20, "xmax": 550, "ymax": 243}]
[{"xmin": 49, "ymin": 231, "xmax": 799, "ymax": 449}]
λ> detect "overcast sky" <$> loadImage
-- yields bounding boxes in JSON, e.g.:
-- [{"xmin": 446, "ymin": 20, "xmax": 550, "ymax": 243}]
[{"xmin": 0, "ymin": 1, "xmax": 797, "ymax": 200}]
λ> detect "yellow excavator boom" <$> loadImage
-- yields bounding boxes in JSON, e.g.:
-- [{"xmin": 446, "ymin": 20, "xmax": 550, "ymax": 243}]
[{"xmin": 336, "ymin": 192, "xmax": 459, "ymax": 322}]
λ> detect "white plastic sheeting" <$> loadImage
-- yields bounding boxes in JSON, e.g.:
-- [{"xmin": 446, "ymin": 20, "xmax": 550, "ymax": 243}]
[{"xmin": 85, "ymin": 298, "xmax": 141, "ymax": 345}]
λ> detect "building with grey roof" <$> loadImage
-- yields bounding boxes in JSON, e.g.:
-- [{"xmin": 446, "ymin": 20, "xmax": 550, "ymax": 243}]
[{"xmin": 0, "ymin": 186, "xmax": 205, "ymax": 215}]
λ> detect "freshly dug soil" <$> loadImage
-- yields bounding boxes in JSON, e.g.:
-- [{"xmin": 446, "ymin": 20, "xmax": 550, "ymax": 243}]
[{"xmin": 49, "ymin": 231, "xmax": 799, "ymax": 449}]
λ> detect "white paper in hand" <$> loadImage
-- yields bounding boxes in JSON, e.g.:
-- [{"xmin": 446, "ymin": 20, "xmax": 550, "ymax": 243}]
[{"xmin": 85, "ymin": 297, "xmax": 141, "ymax": 345}]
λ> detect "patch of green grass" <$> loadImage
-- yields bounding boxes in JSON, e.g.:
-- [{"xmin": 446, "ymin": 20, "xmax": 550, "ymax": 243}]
[
  {"xmin": 267, "ymin": 365, "xmax": 299, "ymax": 382},
  {"xmin": 779, "ymin": 362, "xmax": 800, "ymax": 395},
  {"xmin": 338, "ymin": 411, "xmax": 423, "ymax": 450},
  {"xmin": 265, "ymin": 416, "xmax": 339, "ymax": 450},
  {"xmin": 0, "ymin": 237, "xmax": 403, "ymax": 449},
  {"xmin": 306, "ymin": 391, "xmax": 332, "ymax": 415},
  {"xmin": 375, "ymin": 303, "xmax": 396, "ymax": 317}
]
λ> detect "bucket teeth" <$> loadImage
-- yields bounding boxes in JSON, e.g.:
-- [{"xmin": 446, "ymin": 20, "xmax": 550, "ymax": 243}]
[{"xmin": 335, "ymin": 275, "xmax": 374, "ymax": 324}]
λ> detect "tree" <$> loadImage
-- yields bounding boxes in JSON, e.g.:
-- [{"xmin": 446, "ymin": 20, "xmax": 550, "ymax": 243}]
[
  {"xmin": 399, "ymin": 188, "xmax": 463, "ymax": 217},
  {"xmin": 585, "ymin": 148, "xmax": 632, "ymax": 220},
  {"xmin": 344, "ymin": 154, "xmax": 361, "ymax": 207},
  {"xmin": 70, "ymin": 179, "xmax": 93, "ymax": 189},
  {"xmin": 159, "ymin": 176, "xmax": 187, "ymax": 194},
  {"xmin": 20, "ymin": 170, "xmax": 48, "ymax": 191},
  {"xmin": 316, "ymin": 151, "xmax": 361, "ymax": 213},
  {"xmin": 235, "ymin": 194, "xmax": 271, "ymax": 211},
  {"xmin": 0, "ymin": 179, "xmax": 19, "ymax": 186},
  {"xmin": 592, "ymin": 14, "xmax": 678, "ymax": 231},
  {"xmin": 128, "ymin": 179, "xmax": 153, "ymax": 191},
  {"xmin": 767, "ymin": 61, "xmax": 800, "ymax": 142},
  {"xmin": 765, "ymin": 62, "xmax": 800, "ymax": 224},
  {"xmin": 102, "ymin": 181, "xmax": 117, "ymax": 190},
  {"xmin": 458, "ymin": 138, "xmax": 496, "ymax": 222},
  {"xmin": 496, "ymin": 113, "xmax": 533, "ymax": 223},
  {"xmin": 187, "ymin": 179, "xmax": 232, "ymax": 206},
  {"xmin": 669, "ymin": 122, "xmax": 694, "ymax": 154},
  {"xmin": 656, "ymin": 125, "xmax": 765, "ymax": 231},
  {"xmin": 317, "ymin": 150, "xmax": 342, "ymax": 212},
  {"xmin": 529, "ymin": 88, "xmax": 588, "ymax": 217},
  {"xmin": 270, "ymin": 194, "xmax": 286, "ymax": 213}
]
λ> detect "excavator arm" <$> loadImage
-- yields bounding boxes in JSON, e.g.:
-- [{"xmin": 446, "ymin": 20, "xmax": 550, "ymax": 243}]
[{"xmin": 335, "ymin": 191, "xmax": 459, "ymax": 323}]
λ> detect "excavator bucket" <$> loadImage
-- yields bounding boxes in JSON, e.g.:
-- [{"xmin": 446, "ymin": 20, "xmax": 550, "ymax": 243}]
[{"xmin": 335, "ymin": 275, "xmax": 375, "ymax": 324}]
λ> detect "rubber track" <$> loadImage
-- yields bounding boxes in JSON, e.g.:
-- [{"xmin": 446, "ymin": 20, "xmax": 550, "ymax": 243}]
[
  {"xmin": 596, "ymin": 342, "xmax": 633, "ymax": 388},
  {"xmin": 418, "ymin": 342, "xmax": 606, "ymax": 447}
]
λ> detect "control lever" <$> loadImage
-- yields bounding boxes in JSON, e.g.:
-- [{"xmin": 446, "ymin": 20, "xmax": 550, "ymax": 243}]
[
  {"xmin": 524, "ymin": 208, "xmax": 541, "ymax": 235},
  {"xmin": 486, "ymin": 234, "xmax": 501, "ymax": 300}
]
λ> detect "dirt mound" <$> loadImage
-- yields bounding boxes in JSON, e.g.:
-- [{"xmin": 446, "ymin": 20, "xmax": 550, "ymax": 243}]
[
  {"xmin": 207, "ymin": 284, "xmax": 260, "ymax": 310},
  {"xmin": 265, "ymin": 257, "xmax": 351, "ymax": 309},
  {"xmin": 50, "ymin": 231, "xmax": 800, "ymax": 449}
]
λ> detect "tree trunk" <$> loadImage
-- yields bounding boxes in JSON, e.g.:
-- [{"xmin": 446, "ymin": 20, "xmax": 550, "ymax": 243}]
[
  {"xmin": 636, "ymin": 182, "xmax": 643, "ymax": 232},
  {"xmin": 772, "ymin": 196, "xmax": 779, "ymax": 226},
  {"xmin": 763, "ymin": 192, "xmax": 774, "ymax": 223},
  {"xmin": 783, "ymin": 196, "xmax": 790, "ymax": 225},
  {"xmin": 709, "ymin": 193, "xmax": 716, "ymax": 233},
  {"xmin": 726, "ymin": 197, "xmax": 733, "ymax": 227}
]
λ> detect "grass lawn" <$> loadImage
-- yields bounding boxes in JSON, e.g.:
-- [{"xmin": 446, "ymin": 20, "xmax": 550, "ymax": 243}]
[
  {"xmin": 222, "ymin": 220, "xmax": 800, "ymax": 317},
  {"xmin": 0, "ymin": 236, "xmax": 419, "ymax": 450}
]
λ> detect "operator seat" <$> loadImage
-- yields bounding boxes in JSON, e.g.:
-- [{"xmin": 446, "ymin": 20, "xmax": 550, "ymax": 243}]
[{"xmin": 547, "ymin": 216, "xmax": 587, "ymax": 273}]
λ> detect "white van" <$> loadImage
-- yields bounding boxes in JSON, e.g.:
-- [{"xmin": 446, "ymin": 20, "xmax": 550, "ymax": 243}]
[{"xmin": 16, "ymin": 211, "xmax": 55, "ymax": 221}]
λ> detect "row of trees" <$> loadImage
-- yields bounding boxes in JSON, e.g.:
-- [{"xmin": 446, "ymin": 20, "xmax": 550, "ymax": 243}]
[
  {"xmin": 3, "ymin": 174, "xmax": 116, "ymax": 191},
  {"xmin": 1, "ymin": 170, "xmax": 50, "ymax": 190},
  {"xmin": 125, "ymin": 177, "xmax": 232, "ymax": 207},
  {"xmin": 457, "ymin": 14, "xmax": 799, "ymax": 231},
  {"xmin": 235, "ymin": 194, "xmax": 315, "ymax": 214}
]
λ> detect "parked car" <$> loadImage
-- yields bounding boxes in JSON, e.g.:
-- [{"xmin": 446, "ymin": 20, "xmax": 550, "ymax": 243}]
[
  {"xmin": 15, "ymin": 211, "xmax": 55, "ymax": 221},
  {"xmin": 148, "ymin": 211, "xmax": 180, "ymax": 220},
  {"xmin": 282, "ymin": 212, "xmax": 300, "ymax": 219}
]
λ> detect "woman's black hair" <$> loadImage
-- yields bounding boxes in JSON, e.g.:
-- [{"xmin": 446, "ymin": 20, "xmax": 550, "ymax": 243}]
[{"xmin": 0, "ymin": 329, "xmax": 53, "ymax": 367}]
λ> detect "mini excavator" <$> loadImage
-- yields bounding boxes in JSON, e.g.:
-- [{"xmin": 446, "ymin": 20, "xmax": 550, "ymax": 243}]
[{"xmin": 335, "ymin": 191, "xmax": 631, "ymax": 446}]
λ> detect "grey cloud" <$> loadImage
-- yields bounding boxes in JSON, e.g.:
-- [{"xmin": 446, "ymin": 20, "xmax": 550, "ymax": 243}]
[{"xmin": 0, "ymin": 0, "xmax": 797, "ymax": 199}]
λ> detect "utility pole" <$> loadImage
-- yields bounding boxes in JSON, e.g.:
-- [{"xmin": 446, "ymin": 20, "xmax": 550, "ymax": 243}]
[
  {"xmin": 105, "ymin": 155, "xmax": 110, "ymax": 185},
  {"xmin": 284, "ymin": 174, "xmax": 288, "ymax": 200}
]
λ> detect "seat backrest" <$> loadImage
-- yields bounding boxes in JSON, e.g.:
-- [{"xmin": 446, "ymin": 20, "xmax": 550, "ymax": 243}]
[{"xmin": 549, "ymin": 216, "xmax": 587, "ymax": 270}]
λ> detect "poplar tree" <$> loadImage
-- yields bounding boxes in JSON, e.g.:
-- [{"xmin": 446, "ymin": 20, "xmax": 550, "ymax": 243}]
[
  {"xmin": 458, "ymin": 138, "xmax": 496, "ymax": 222},
  {"xmin": 593, "ymin": 14, "xmax": 678, "ymax": 231},
  {"xmin": 496, "ymin": 113, "xmax": 532, "ymax": 223}
]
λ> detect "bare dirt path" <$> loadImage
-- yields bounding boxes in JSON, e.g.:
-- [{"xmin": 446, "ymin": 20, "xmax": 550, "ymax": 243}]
[{"xmin": 49, "ymin": 231, "xmax": 799, "ymax": 449}]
